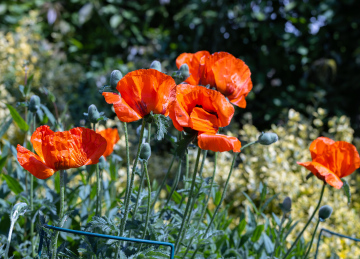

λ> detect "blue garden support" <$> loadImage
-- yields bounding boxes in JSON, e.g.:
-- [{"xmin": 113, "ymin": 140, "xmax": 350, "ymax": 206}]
[
  {"xmin": 38, "ymin": 225, "xmax": 174, "ymax": 259},
  {"xmin": 315, "ymin": 228, "xmax": 360, "ymax": 258}
]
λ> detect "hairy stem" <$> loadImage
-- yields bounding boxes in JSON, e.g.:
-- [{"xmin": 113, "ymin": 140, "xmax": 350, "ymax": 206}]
[
  {"xmin": 52, "ymin": 170, "xmax": 65, "ymax": 259},
  {"xmin": 141, "ymin": 162, "xmax": 151, "ymax": 240},
  {"xmin": 303, "ymin": 219, "xmax": 320, "ymax": 259}
]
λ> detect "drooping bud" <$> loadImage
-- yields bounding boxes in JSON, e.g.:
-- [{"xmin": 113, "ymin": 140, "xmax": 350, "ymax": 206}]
[
  {"xmin": 319, "ymin": 205, "xmax": 333, "ymax": 222},
  {"xmin": 87, "ymin": 104, "xmax": 100, "ymax": 123},
  {"xmin": 179, "ymin": 64, "xmax": 190, "ymax": 80},
  {"xmin": 150, "ymin": 60, "xmax": 162, "ymax": 72},
  {"xmin": 29, "ymin": 95, "xmax": 41, "ymax": 113},
  {"xmin": 110, "ymin": 70, "xmax": 123, "ymax": 90},
  {"xmin": 258, "ymin": 132, "xmax": 279, "ymax": 145},
  {"xmin": 140, "ymin": 143, "xmax": 151, "ymax": 161},
  {"xmin": 280, "ymin": 197, "xmax": 292, "ymax": 213}
]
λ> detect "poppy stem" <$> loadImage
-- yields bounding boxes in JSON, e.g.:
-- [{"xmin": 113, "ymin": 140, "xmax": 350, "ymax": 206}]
[
  {"xmin": 191, "ymin": 141, "xmax": 258, "ymax": 259},
  {"xmin": 303, "ymin": 219, "xmax": 320, "ymax": 259},
  {"xmin": 30, "ymin": 112, "xmax": 36, "ymax": 257},
  {"xmin": 174, "ymin": 148, "xmax": 202, "ymax": 254},
  {"xmin": 119, "ymin": 119, "xmax": 146, "ymax": 237},
  {"xmin": 121, "ymin": 122, "xmax": 131, "ymax": 229},
  {"xmin": 179, "ymin": 152, "xmax": 190, "ymax": 208},
  {"xmin": 141, "ymin": 161, "xmax": 151, "ymax": 240},
  {"xmin": 92, "ymin": 122, "xmax": 101, "ymax": 216},
  {"xmin": 52, "ymin": 170, "xmax": 65, "ymax": 259},
  {"xmin": 282, "ymin": 183, "xmax": 326, "ymax": 259}
]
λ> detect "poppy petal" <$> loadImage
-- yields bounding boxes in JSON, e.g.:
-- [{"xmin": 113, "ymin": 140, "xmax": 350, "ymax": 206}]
[
  {"xmin": 328, "ymin": 141, "xmax": 360, "ymax": 178},
  {"xmin": 197, "ymin": 133, "xmax": 241, "ymax": 152},
  {"xmin": 41, "ymin": 127, "xmax": 107, "ymax": 170},
  {"xmin": 176, "ymin": 51, "xmax": 210, "ymax": 85},
  {"xmin": 200, "ymin": 52, "xmax": 232, "ymax": 86},
  {"xmin": 309, "ymin": 137, "xmax": 335, "ymax": 160},
  {"xmin": 30, "ymin": 125, "xmax": 54, "ymax": 160},
  {"xmin": 97, "ymin": 128, "xmax": 120, "ymax": 157},
  {"xmin": 297, "ymin": 161, "xmax": 343, "ymax": 189},
  {"xmin": 189, "ymin": 107, "xmax": 218, "ymax": 134},
  {"xmin": 212, "ymin": 56, "xmax": 253, "ymax": 108},
  {"xmin": 16, "ymin": 144, "xmax": 55, "ymax": 179},
  {"xmin": 103, "ymin": 92, "xmax": 142, "ymax": 122}
]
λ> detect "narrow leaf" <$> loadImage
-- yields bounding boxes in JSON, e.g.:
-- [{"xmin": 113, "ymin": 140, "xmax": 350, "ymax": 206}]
[
  {"xmin": 6, "ymin": 104, "xmax": 29, "ymax": 131},
  {"xmin": 2, "ymin": 174, "xmax": 24, "ymax": 195},
  {"xmin": 0, "ymin": 118, "xmax": 13, "ymax": 139},
  {"xmin": 251, "ymin": 224, "xmax": 264, "ymax": 242},
  {"xmin": 342, "ymin": 179, "xmax": 351, "ymax": 205}
]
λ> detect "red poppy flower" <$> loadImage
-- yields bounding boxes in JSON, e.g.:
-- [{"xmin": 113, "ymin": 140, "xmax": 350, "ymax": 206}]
[
  {"xmin": 102, "ymin": 69, "xmax": 177, "ymax": 122},
  {"xmin": 297, "ymin": 137, "xmax": 360, "ymax": 189},
  {"xmin": 17, "ymin": 125, "xmax": 107, "ymax": 179},
  {"xmin": 97, "ymin": 128, "xmax": 120, "ymax": 158},
  {"xmin": 169, "ymin": 84, "xmax": 241, "ymax": 152},
  {"xmin": 176, "ymin": 51, "xmax": 210, "ymax": 85},
  {"xmin": 200, "ymin": 52, "xmax": 253, "ymax": 108}
]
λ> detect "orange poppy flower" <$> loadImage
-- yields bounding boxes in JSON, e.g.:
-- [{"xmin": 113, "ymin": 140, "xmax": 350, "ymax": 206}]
[
  {"xmin": 169, "ymin": 84, "xmax": 241, "ymax": 152},
  {"xmin": 200, "ymin": 52, "xmax": 253, "ymax": 108},
  {"xmin": 297, "ymin": 137, "xmax": 360, "ymax": 189},
  {"xmin": 176, "ymin": 51, "xmax": 210, "ymax": 85},
  {"xmin": 17, "ymin": 125, "xmax": 107, "ymax": 179},
  {"xmin": 97, "ymin": 128, "xmax": 120, "ymax": 158},
  {"xmin": 102, "ymin": 69, "xmax": 177, "ymax": 122}
]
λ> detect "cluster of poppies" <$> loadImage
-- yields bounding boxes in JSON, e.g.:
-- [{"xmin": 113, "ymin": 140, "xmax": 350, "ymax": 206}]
[{"xmin": 16, "ymin": 51, "xmax": 360, "ymax": 189}]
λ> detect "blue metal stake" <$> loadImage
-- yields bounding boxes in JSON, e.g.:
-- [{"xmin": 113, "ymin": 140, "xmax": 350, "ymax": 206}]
[{"xmin": 38, "ymin": 225, "xmax": 174, "ymax": 259}]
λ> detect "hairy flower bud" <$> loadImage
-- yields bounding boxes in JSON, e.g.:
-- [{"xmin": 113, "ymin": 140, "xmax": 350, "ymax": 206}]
[
  {"xmin": 140, "ymin": 143, "xmax": 151, "ymax": 161},
  {"xmin": 29, "ymin": 95, "xmax": 41, "ymax": 113},
  {"xmin": 110, "ymin": 70, "xmax": 123, "ymax": 90},
  {"xmin": 319, "ymin": 205, "xmax": 333, "ymax": 222},
  {"xmin": 280, "ymin": 197, "xmax": 292, "ymax": 213},
  {"xmin": 88, "ymin": 104, "xmax": 100, "ymax": 123},
  {"xmin": 258, "ymin": 132, "xmax": 278, "ymax": 145},
  {"xmin": 179, "ymin": 63, "xmax": 190, "ymax": 80},
  {"xmin": 150, "ymin": 60, "xmax": 162, "ymax": 72},
  {"xmin": 11, "ymin": 203, "xmax": 28, "ymax": 222}
]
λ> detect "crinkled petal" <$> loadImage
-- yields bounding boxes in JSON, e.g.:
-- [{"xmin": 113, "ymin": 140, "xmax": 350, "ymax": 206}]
[
  {"xmin": 41, "ymin": 127, "xmax": 107, "ymax": 170},
  {"xmin": 103, "ymin": 92, "xmax": 142, "ymax": 122},
  {"xmin": 30, "ymin": 125, "xmax": 54, "ymax": 161},
  {"xmin": 309, "ymin": 137, "xmax": 335, "ymax": 160},
  {"xmin": 189, "ymin": 107, "xmax": 218, "ymax": 134},
  {"xmin": 176, "ymin": 51, "xmax": 210, "ymax": 85},
  {"xmin": 212, "ymin": 56, "xmax": 253, "ymax": 108},
  {"xmin": 200, "ymin": 52, "xmax": 233, "ymax": 86},
  {"xmin": 198, "ymin": 133, "xmax": 241, "ymax": 152},
  {"xmin": 297, "ymin": 161, "xmax": 343, "ymax": 189},
  {"xmin": 16, "ymin": 145, "xmax": 55, "ymax": 179}
]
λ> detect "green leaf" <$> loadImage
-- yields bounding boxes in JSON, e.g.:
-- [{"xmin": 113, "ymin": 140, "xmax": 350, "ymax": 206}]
[
  {"xmin": 40, "ymin": 104, "xmax": 56, "ymax": 125},
  {"xmin": 237, "ymin": 218, "xmax": 247, "ymax": 237},
  {"xmin": 260, "ymin": 194, "xmax": 279, "ymax": 213},
  {"xmin": 242, "ymin": 191, "xmax": 259, "ymax": 214},
  {"xmin": 110, "ymin": 14, "xmax": 123, "ymax": 28},
  {"xmin": 165, "ymin": 185, "xmax": 182, "ymax": 204},
  {"xmin": 342, "ymin": 179, "xmax": 351, "ymax": 205},
  {"xmin": 2, "ymin": 174, "xmax": 24, "ymax": 195},
  {"xmin": 0, "ymin": 156, "xmax": 7, "ymax": 172},
  {"xmin": 0, "ymin": 117, "xmax": 13, "ymax": 139},
  {"xmin": 153, "ymin": 114, "xmax": 169, "ymax": 141},
  {"xmin": 251, "ymin": 224, "xmax": 264, "ymax": 242},
  {"xmin": 262, "ymin": 233, "xmax": 275, "ymax": 254},
  {"xmin": 272, "ymin": 212, "xmax": 281, "ymax": 226},
  {"xmin": 214, "ymin": 190, "xmax": 222, "ymax": 206},
  {"xmin": 175, "ymin": 132, "xmax": 197, "ymax": 158},
  {"xmin": 6, "ymin": 104, "xmax": 29, "ymax": 131},
  {"xmin": 19, "ymin": 85, "xmax": 25, "ymax": 97}
]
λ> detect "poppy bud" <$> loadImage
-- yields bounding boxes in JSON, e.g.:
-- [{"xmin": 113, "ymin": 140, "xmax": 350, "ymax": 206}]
[
  {"xmin": 179, "ymin": 64, "xmax": 190, "ymax": 80},
  {"xmin": 110, "ymin": 70, "xmax": 123, "ymax": 90},
  {"xmin": 140, "ymin": 143, "xmax": 151, "ymax": 161},
  {"xmin": 258, "ymin": 132, "xmax": 278, "ymax": 145},
  {"xmin": 98, "ymin": 156, "xmax": 108, "ymax": 171},
  {"xmin": 280, "ymin": 197, "xmax": 292, "ymax": 213},
  {"xmin": 29, "ymin": 95, "xmax": 41, "ymax": 113},
  {"xmin": 88, "ymin": 104, "xmax": 101, "ymax": 123},
  {"xmin": 319, "ymin": 205, "xmax": 333, "ymax": 222},
  {"xmin": 150, "ymin": 60, "xmax": 162, "ymax": 72}
]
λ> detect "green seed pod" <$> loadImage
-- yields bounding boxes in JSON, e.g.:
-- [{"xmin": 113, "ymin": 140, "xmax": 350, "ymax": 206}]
[
  {"xmin": 88, "ymin": 104, "xmax": 100, "ymax": 123},
  {"xmin": 258, "ymin": 132, "xmax": 279, "ymax": 145},
  {"xmin": 179, "ymin": 63, "xmax": 190, "ymax": 80},
  {"xmin": 319, "ymin": 205, "xmax": 333, "ymax": 222},
  {"xmin": 110, "ymin": 70, "xmax": 123, "ymax": 90},
  {"xmin": 280, "ymin": 197, "xmax": 292, "ymax": 213},
  {"xmin": 29, "ymin": 95, "xmax": 41, "ymax": 113},
  {"xmin": 150, "ymin": 60, "xmax": 162, "ymax": 72},
  {"xmin": 140, "ymin": 143, "xmax": 151, "ymax": 161}
]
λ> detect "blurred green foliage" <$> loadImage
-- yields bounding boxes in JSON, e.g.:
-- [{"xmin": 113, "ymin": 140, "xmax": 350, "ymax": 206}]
[{"xmin": 1, "ymin": 0, "xmax": 360, "ymax": 133}]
